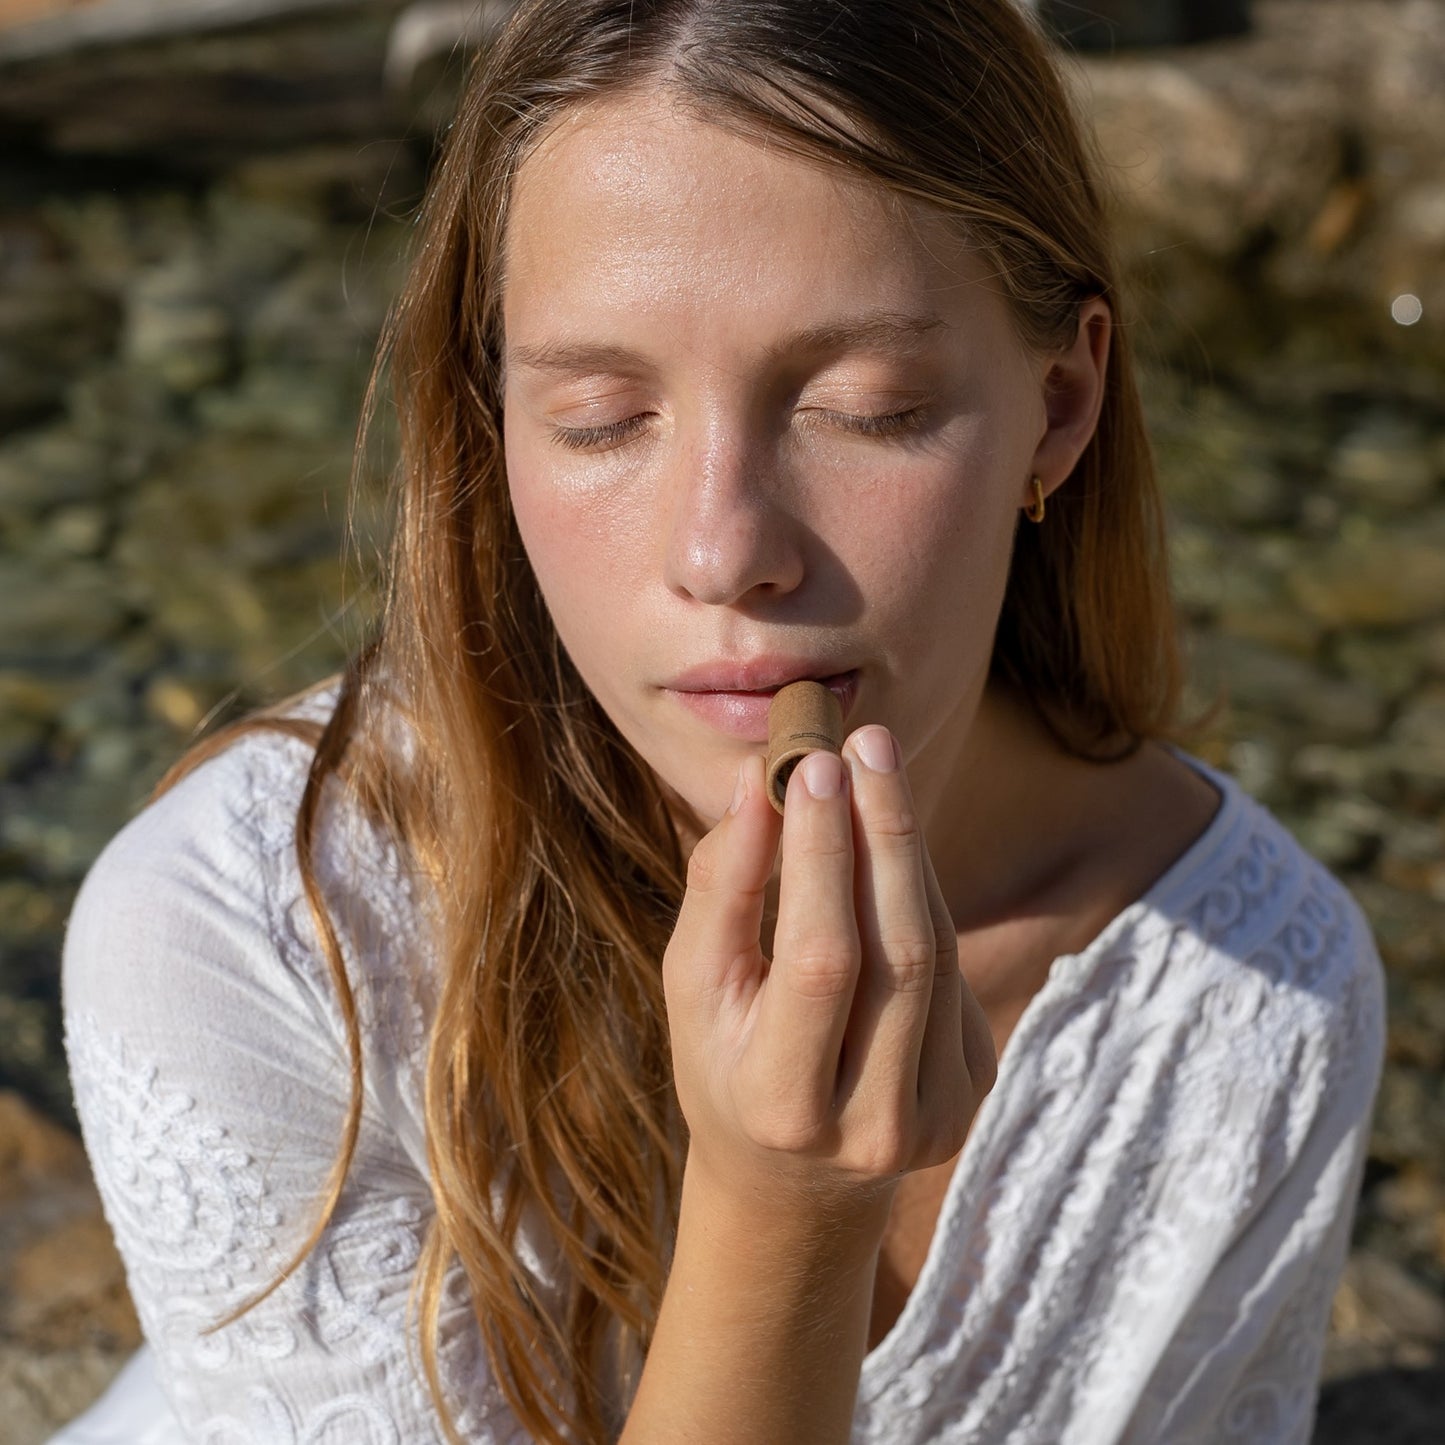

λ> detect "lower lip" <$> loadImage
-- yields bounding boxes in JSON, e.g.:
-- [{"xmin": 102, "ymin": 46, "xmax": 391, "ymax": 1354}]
[{"xmin": 665, "ymin": 671, "xmax": 859, "ymax": 741}]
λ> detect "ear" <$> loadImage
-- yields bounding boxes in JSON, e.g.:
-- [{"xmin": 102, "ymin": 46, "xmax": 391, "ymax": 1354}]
[{"xmin": 1025, "ymin": 297, "xmax": 1111, "ymax": 506}]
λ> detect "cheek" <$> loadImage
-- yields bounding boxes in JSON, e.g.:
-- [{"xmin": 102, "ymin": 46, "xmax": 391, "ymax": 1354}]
[
  {"xmin": 507, "ymin": 427, "xmax": 589, "ymax": 572},
  {"xmin": 849, "ymin": 463, "xmax": 1010, "ymax": 600},
  {"xmin": 505, "ymin": 438, "xmax": 652, "ymax": 675}
]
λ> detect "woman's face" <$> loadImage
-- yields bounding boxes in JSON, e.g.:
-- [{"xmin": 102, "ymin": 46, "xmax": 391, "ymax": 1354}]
[{"xmin": 501, "ymin": 89, "xmax": 1057, "ymax": 826}]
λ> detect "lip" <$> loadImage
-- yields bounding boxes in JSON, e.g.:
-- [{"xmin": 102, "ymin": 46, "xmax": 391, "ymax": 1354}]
[{"xmin": 662, "ymin": 661, "xmax": 859, "ymax": 741}]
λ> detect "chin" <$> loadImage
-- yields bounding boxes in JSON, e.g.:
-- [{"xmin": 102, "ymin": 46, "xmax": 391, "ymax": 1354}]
[{"xmin": 646, "ymin": 755, "xmax": 732, "ymax": 838}]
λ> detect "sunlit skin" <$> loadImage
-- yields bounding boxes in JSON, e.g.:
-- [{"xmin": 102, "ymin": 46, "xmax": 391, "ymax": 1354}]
[
  {"xmin": 500, "ymin": 90, "xmax": 1171, "ymax": 915},
  {"xmin": 500, "ymin": 88, "xmax": 1222, "ymax": 1362}
]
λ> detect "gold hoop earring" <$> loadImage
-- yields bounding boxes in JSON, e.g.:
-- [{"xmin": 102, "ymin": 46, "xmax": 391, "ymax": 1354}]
[{"xmin": 1025, "ymin": 476, "xmax": 1046, "ymax": 524}]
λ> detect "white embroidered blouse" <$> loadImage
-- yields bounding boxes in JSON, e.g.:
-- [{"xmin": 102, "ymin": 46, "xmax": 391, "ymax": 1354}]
[{"xmin": 56, "ymin": 688, "xmax": 1385, "ymax": 1444}]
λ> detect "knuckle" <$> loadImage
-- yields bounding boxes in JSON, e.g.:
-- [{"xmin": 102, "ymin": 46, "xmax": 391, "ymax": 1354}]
[
  {"xmin": 684, "ymin": 836, "xmax": 723, "ymax": 893},
  {"xmin": 796, "ymin": 830, "xmax": 852, "ymax": 865},
  {"xmin": 853, "ymin": 1125, "xmax": 912, "ymax": 1179},
  {"xmin": 864, "ymin": 802, "xmax": 920, "ymax": 844},
  {"xmin": 784, "ymin": 943, "xmax": 860, "ymax": 999},
  {"xmin": 753, "ymin": 1103, "xmax": 826, "ymax": 1156},
  {"xmin": 880, "ymin": 934, "xmax": 937, "ymax": 993}
]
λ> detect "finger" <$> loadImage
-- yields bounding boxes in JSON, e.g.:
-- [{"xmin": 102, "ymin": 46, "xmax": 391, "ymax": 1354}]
[
  {"xmin": 665, "ymin": 751, "xmax": 779, "ymax": 1012},
  {"xmin": 752, "ymin": 748, "xmax": 860, "ymax": 1122},
  {"xmin": 914, "ymin": 844, "xmax": 996, "ymax": 1162},
  {"xmin": 835, "ymin": 726, "xmax": 938, "ymax": 1116}
]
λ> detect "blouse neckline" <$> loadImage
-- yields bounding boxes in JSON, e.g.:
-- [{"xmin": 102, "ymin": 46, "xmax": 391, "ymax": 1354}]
[{"xmin": 859, "ymin": 748, "xmax": 1246, "ymax": 1383}]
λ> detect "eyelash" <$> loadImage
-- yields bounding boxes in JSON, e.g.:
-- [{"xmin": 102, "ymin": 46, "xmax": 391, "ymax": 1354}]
[
  {"xmin": 548, "ymin": 416, "xmax": 650, "ymax": 452},
  {"xmin": 547, "ymin": 406, "xmax": 928, "ymax": 452}
]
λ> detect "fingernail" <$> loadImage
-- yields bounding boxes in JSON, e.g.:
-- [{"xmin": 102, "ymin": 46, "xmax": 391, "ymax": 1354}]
[
  {"xmin": 729, "ymin": 760, "xmax": 749, "ymax": 814},
  {"xmin": 852, "ymin": 725, "xmax": 898, "ymax": 774},
  {"xmin": 800, "ymin": 749, "xmax": 844, "ymax": 799}
]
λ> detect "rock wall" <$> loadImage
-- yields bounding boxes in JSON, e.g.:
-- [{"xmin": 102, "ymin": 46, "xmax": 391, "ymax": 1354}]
[{"xmin": 0, "ymin": 0, "xmax": 1441, "ymax": 1437}]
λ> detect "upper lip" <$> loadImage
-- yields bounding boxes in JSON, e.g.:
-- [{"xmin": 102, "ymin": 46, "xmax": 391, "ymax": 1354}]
[{"xmin": 664, "ymin": 658, "xmax": 856, "ymax": 693}]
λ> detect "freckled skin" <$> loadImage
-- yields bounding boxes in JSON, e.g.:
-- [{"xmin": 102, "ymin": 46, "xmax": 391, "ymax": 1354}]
[{"xmin": 500, "ymin": 89, "xmax": 1062, "ymax": 835}]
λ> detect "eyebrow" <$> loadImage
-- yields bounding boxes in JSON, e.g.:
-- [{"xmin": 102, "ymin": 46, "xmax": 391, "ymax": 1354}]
[
  {"xmin": 505, "ymin": 310, "xmax": 949, "ymax": 377},
  {"xmin": 764, "ymin": 311, "xmax": 949, "ymax": 364}
]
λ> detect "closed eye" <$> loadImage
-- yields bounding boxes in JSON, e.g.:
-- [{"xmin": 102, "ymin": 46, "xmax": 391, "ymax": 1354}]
[
  {"xmin": 547, "ymin": 415, "xmax": 652, "ymax": 452},
  {"xmin": 547, "ymin": 403, "xmax": 930, "ymax": 452},
  {"xmin": 810, "ymin": 405, "xmax": 930, "ymax": 439}
]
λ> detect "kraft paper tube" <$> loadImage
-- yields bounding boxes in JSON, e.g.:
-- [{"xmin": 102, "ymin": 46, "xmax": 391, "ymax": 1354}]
[{"xmin": 766, "ymin": 680, "xmax": 845, "ymax": 814}]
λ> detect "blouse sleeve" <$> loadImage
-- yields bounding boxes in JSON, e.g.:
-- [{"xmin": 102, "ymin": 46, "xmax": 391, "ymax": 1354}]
[
  {"xmin": 61, "ymin": 740, "xmax": 527, "ymax": 1444},
  {"xmin": 1126, "ymin": 878, "xmax": 1387, "ymax": 1445}
]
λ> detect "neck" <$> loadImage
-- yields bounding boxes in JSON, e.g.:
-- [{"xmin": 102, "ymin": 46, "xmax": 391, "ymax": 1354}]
[{"xmin": 910, "ymin": 678, "xmax": 1099, "ymax": 935}]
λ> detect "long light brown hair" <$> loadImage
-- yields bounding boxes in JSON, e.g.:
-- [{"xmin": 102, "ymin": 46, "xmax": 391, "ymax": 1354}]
[{"xmin": 154, "ymin": 1, "xmax": 1182, "ymax": 1439}]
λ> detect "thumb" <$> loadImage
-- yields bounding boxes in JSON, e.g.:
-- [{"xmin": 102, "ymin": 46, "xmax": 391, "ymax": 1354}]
[{"xmin": 665, "ymin": 752, "xmax": 780, "ymax": 1011}]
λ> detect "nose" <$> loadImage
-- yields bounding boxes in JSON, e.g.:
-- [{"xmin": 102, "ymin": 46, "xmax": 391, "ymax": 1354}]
[{"xmin": 662, "ymin": 429, "xmax": 805, "ymax": 607}]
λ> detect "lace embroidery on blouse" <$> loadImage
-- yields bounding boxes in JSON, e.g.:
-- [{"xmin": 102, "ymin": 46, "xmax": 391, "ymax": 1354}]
[{"xmin": 63, "ymin": 722, "xmax": 1384, "ymax": 1445}]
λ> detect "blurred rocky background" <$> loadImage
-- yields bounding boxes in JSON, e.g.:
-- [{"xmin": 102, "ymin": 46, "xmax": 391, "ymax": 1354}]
[{"xmin": 0, "ymin": 0, "xmax": 1441, "ymax": 1439}]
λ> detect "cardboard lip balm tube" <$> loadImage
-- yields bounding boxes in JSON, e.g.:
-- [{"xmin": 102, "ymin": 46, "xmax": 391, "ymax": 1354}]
[{"xmin": 766, "ymin": 680, "xmax": 846, "ymax": 813}]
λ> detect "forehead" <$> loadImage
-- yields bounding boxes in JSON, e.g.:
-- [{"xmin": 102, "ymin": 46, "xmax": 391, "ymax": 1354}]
[{"xmin": 501, "ymin": 87, "xmax": 997, "ymax": 341}]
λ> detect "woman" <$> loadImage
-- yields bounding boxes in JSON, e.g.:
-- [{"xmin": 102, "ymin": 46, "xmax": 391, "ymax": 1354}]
[{"xmin": 56, "ymin": 1, "xmax": 1384, "ymax": 1442}]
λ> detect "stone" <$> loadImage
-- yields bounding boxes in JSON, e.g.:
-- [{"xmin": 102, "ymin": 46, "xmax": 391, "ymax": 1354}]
[
  {"xmin": 1372, "ymin": 1066, "xmax": 1445, "ymax": 1177},
  {"xmin": 207, "ymin": 181, "xmax": 328, "ymax": 288},
  {"xmin": 77, "ymin": 728, "xmax": 144, "ymax": 784},
  {"xmin": 1383, "ymin": 972, "xmax": 1445, "ymax": 1071},
  {"xmin": 221, "ymin": 140, "xmax": 422, "ymax": 224},
  {"xmin": 1331, "ymin": 413, "xmax": 1440, "ymax": 510},
  {"xmin": 1332, "ymin": 632, "xmax": 1427, "ymax": 704},
  {"xmin": 8, "ymin": 1214, "xmax": 139, "ymax": 1351},
  {"xmin": 1334, "ymin": 1247, "xmax": 1445, "ymax": 1348},
  {"xmin": 144, "ymin": 674, "xmax": 209, "ymax": 733},
  {"xmin": 1287, "ymin": 527, "xmax": 1445, "ymax": 629},
  {"xmin": 0, "ymin": 1090, "xmax": 139, "ymax": 1443},
  {"xmin": 1224, "ymin": 736, "xmax": 1287, "ymax": 807},
  {"xmin": 1290, "ymin": 742, "xmax": 1399, "ymax": 802},
  {"xmin": 1348, "ymin": 878, "xmax": 1445, "ymax": 980},
  {"xmin": 61, "ymin": 360, "xmax": 188, "ymax": 466},
  {"xmin": 0, "ymin": 1345, "xmax": 129, "ymax": 1445},
  {"xmin": 0, "ymin": 666, "xmax": 68, "ymax": 774},
  {"xmin": 240, "ymin": 249, "xmax": 393, "ymax": 372},
  {"xmin": 33, "ymin": 191, "xmax": 139, "ymax": 294},
  {"xmin": 1080, "ymin": 56, "xmax": 1302, "ymax": 262},
  {"xmin": 0, "ymin": 558, "xmax": 130, "ymax": 667},
  {"xmin": 1388, "ymin": 687, "xmax": 1445, "ymax": 789},
  {"xmin": 1218, "ymin": 578, "xmax": 1324, "ymax": 657},
  {"xmin": 1153, "ymin": 386, "xmax": 1300, "ymax": 528},
  {"xmin": 193, "ymin": 365, "xmax": 356, "ymax": 441},
  {"xmin": 0, "ymin": 714, "xmax": 45, "ymax": 778},
  {"xmin": 0, "ymin": 772, "xmax": 143, "ymax": 880},
  {"xmin": 1375, "ymin": 807, "xmax": 1445, "ymax": 902},
  {"xmin": 122, "ymin": 250, "xmax": 236, "ymax": 393},
  {"xmin": 0, "ymin": 4, "xmax": 407, "ymax": 164},
  {"xmin": 0, "ymin": 425, "xmax": 115, "ymax": 517},
  {"xmin": 1291, "ymin": 796, "xmax": 1392, "ymax": 871},
  {"xmin": 0, "ymin": 880, "xmax": 63, "ymax": 952},
  {"xmin": 1422, "ymin": 622, "xmax": 1445, "ymax": 678},
  {"xmin": 0, "ymin": 1089, "xmax": 85, "ymax": 1203},
  {"xmin": 1167, "ymin": 523, "xmax": 1323, "ymax": 653},
  {"xmin": 0, "ymin": 217, "xmax": 120, "ymax": 431},
  {"xmin": 1185, "ymin": 633, "xmax": 1387, "ymax": 744},
  {"xmin": 1166, "ymin": 519, "xmax": 1227, "ymax": 619},
  {"xmin": 34, "ymin": 503, "xmax": 108, "ymax": 560}
]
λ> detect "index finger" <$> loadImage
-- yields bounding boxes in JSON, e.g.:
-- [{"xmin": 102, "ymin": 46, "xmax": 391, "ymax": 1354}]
[{"xmin": 750, "ymin": 749, "xmax": 861, "ymax": 1121}]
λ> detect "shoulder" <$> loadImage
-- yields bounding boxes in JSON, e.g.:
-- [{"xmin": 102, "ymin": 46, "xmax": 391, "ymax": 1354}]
[
  {"xmin": 60, "ymin": 678, "xmax": 426, "ymax": 1050},
  {"xmin": 1162, "ymin": 752, "xmax": 1381, "ymax": 995},
  {"xmin": 63, "ymin": 689, "xmax": 327, "ymax": 980},
  {"xmin": 1117, "ymin": 748, "xmax": 1386, "ymax": 1116}
]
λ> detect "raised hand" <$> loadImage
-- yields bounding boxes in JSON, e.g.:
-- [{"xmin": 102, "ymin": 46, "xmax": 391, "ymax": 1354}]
[{"xmin": 663, "ymin": 725, "xmax": 997, "ymax": 1224}]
